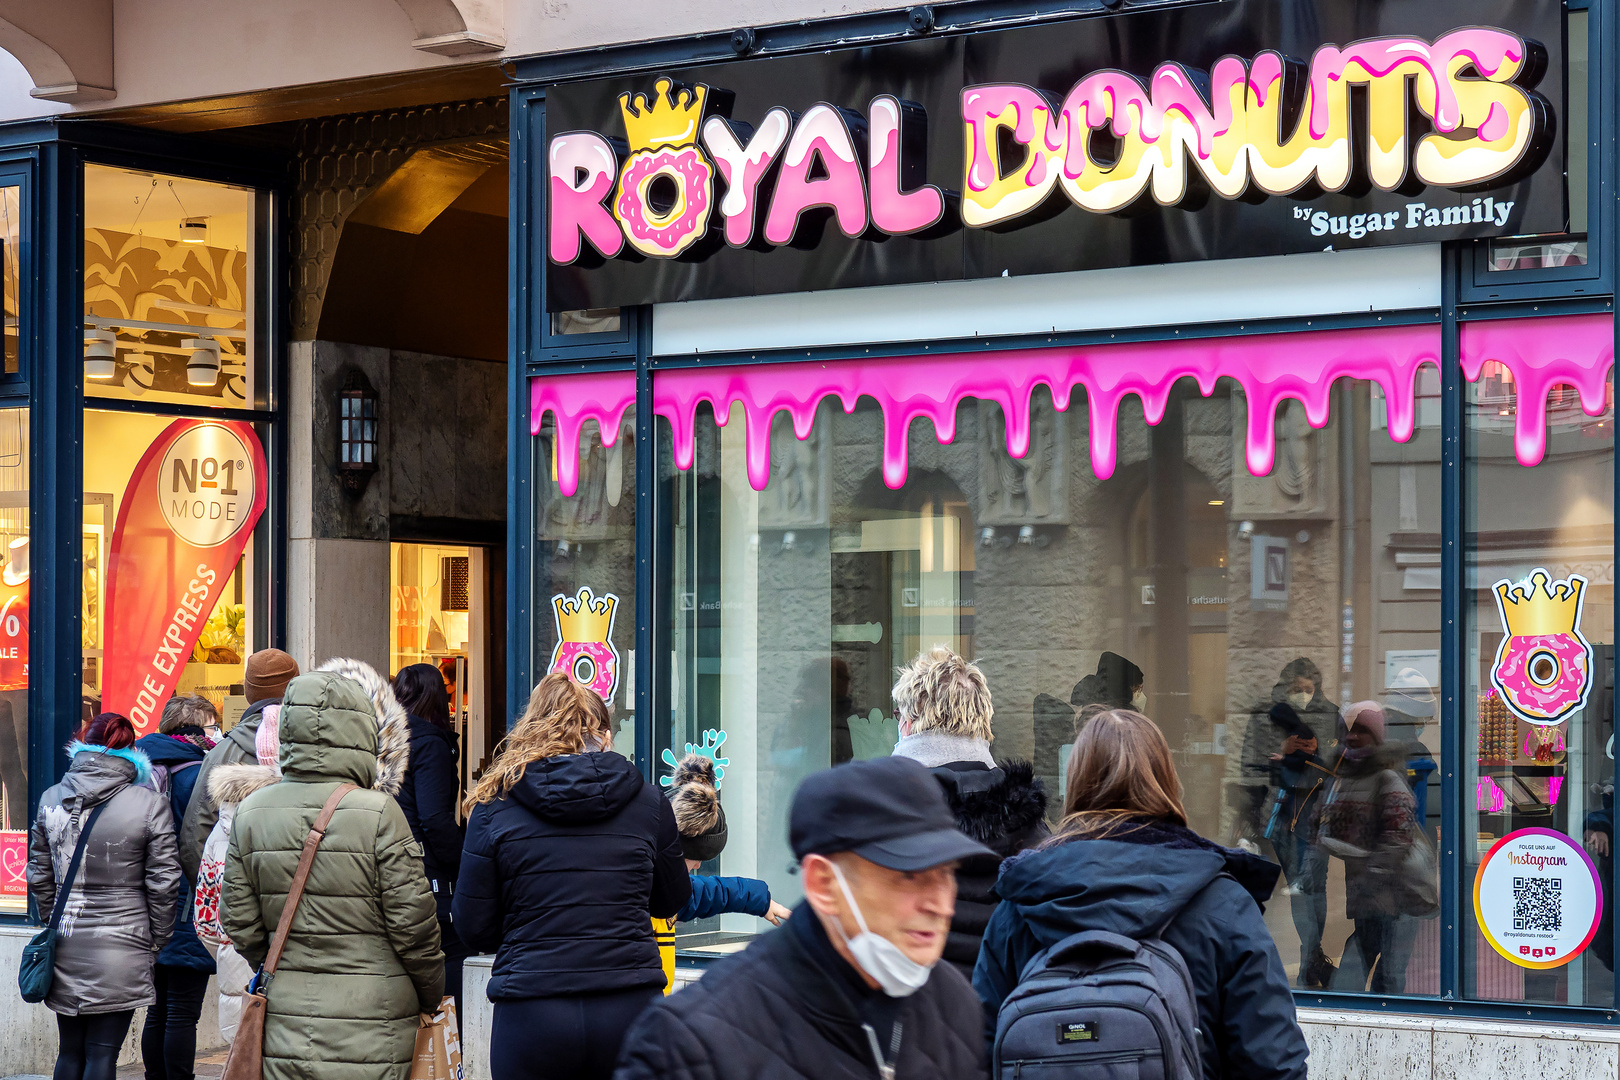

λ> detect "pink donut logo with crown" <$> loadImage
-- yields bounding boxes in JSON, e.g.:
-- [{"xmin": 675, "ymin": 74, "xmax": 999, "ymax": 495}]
[
  {"xmin": 1490, "ymin": 568, "xmax": 1593, "ymax": 727},
  {"xmin": 614, "ymin": 77, "xmax": 715, "ymax": 259},
  {"xmin": 548, "ymin": 586, "xmax": 621, "ymax": 702}
]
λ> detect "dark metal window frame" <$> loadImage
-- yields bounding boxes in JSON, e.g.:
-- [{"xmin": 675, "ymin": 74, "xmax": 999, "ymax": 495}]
[
  {"xmin": 512, "ymin": 4, "xmax": 1620, "ymax": 1014},
  {"xmin": 0, "ymin": 123, "xmax": 293, "ymax": 921}
]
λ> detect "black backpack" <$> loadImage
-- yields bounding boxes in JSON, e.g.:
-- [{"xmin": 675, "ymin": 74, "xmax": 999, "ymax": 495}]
[{"xmin": 991, "ymin": 888, "xmax": 1214, "ymax": 1079}]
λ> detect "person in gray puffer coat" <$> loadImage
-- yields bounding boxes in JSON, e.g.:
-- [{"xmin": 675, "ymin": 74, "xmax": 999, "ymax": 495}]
[{"xmin": 28, "ymin": 713, "xmax": 182, "ymax": 1080}]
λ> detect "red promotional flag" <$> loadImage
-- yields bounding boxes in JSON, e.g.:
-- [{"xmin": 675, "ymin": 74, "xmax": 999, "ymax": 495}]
[{"xmin": 102, "ymin": 419, "xmax": 267, "ymax": 735}]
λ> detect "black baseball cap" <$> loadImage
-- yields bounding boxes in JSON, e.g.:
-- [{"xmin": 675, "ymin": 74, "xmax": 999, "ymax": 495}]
[{"xmin": 790, "ymin": 757, "xmax": 997, "ymax": 871}]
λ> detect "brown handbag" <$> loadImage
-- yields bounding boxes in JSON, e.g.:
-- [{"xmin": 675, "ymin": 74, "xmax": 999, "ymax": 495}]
[{"xmin": 221, "ymin": 783, "xmax": 357, "ymax": 1080}]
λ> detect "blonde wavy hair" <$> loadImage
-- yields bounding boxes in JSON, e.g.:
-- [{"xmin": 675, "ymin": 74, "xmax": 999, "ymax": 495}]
[
  {"xmin": 465, "ymin": 672, "xmax": 613, "ymax": 810},
  {"xmin": 891, "ymin": 645, "xmax": 994, "ymax": 742}
]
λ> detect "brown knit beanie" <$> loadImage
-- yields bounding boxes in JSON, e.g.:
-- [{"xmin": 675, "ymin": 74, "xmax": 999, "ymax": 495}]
[{"xmin": 243, "ymin": 649, "xmax": 299, "ymax": 705}]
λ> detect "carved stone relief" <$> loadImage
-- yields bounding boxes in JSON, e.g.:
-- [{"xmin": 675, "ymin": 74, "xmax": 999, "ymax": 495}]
[{"xmin": 976, "ymin": 399, "xmax": 1069, "ymax": 526}]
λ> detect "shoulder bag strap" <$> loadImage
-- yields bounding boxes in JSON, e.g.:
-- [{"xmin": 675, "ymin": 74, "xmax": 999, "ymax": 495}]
[
  {"xmin": 49, "ymin": 801, "xmax": 109, "ymax": 933},
  {"xmin": 261, "ymin": 782, "xmax": 355, "ymax": 977}
]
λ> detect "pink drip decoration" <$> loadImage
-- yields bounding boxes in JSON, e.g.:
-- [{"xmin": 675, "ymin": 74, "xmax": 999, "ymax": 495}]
[
  {"xmin": 1460, "ymin": 314, "xmax": 1615, "ymax": 467},
  {"xmin": 530, "ymin": 315, "xmax": 1615, "ymax": 497}
]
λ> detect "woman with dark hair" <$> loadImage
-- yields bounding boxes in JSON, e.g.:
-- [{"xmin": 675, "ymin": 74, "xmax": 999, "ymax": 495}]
[
  {"xmin": 392, "ymin": 662, "xmax": 469, "ymax": 1014},
  {"xmin": 975, "ymin": 709, "xmax": 1307, "ymax": 1080},
  {"xmin": 27, "ymin": 713, "xmax": 182, "ymax": 1080},
  {"xmin": 454, "ymin": 672, "xmax": 689, "ymax": 1080}
]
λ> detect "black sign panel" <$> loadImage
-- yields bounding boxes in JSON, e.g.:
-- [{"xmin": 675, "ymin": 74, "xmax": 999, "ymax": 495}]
[{"xmin": 545, "ymin": 0, "xmax": 1565, "ymax": 311}]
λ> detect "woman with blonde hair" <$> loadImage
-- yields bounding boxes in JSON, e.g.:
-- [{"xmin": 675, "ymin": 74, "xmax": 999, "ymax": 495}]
[
  {"xmin": 453, "ymin": 672, "xmax": 689, "ymax": 1080},
  {"xmin": 974, "ymin": 709, "xmax": 1307, "ymax": 1080}
]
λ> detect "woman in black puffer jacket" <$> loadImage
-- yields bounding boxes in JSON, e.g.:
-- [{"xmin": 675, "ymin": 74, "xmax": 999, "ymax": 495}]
[
  {"xmin": 392, "ymin": 664, "xmax": 468, "ymax": 1014},
  {"xmin": 889, "ymin": 646, "xmax": 1048, "ymax": 978},
  {"xmin": 453, "ymin": 673, "xmax": 689, "ymax": 1080}
]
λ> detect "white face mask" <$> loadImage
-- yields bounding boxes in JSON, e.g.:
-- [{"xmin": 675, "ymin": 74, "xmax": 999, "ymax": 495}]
[
  {"xmin": 1286, "ymin": 691, "xmax": 1313, "ymax": 712},
  {"xmin": 1131, "ymin": 690, "xmax": 1148, "ymax": 713},
  {"xmin": 827, "ymin": 862, "xmax": 935, "ymax": 998}
]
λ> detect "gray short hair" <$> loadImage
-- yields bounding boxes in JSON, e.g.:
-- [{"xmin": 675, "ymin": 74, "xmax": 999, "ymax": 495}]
[
  {"xmin": 159, "ymin": 694, "xmax": 218, "ymax": 735},
  {"xmin": 891, "ymin": 646, "xmax": 994, "ymax": 742}
]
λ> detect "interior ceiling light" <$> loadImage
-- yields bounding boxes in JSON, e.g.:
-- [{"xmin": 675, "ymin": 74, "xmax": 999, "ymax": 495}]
[
  {"xmin": 183, "ymin": 337, "xmax": 220, "ymax": 387},
  {"xmin": 83, "ymin": 329, "xmax": 116, "ymax": 380},
  {"xmin": 178, "ymin": 217, "xmax": 208, "ymax": 244}
]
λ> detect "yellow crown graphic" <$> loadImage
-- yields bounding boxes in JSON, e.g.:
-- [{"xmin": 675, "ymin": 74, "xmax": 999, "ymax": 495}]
[
  {"xmin": 553, "ymin": 587, "xmax": 617, "ymax": 644},
  {"xmin": 1495, "ymin": 569, "xmax": 1585, "ymax": 637},
  {"xmin": 618, "ymin": 76, "xmax": 706, "ymax": 152}
]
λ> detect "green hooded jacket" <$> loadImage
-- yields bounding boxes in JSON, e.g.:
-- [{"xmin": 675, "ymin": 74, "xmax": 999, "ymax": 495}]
[{"xmin": 223, "ymin": 659, "xmax": 444, "ymax": 1080}]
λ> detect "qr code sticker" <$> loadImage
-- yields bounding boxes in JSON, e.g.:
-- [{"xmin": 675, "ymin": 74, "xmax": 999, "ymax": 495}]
[{"xmin": 1512, "ymin": 876, "xmax": 1562, "ymax": 932}]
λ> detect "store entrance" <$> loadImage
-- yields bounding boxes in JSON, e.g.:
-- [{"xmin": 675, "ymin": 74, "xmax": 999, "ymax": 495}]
[{"xmin": 391, "ymin": 542, "xmax": 500, "ymax": 808}]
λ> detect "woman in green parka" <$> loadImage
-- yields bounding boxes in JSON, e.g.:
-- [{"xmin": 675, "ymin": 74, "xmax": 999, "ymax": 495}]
[{"xmin": 223, "ymin": 658, "xmax": 444, "ymax": 1080}]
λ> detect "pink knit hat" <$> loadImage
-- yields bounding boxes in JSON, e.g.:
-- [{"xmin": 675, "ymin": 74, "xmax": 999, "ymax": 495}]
[
  {"xmin": 254, "ymin": 703, "xmax": 281, "ymax": 768},
  {"xmin": 1342, "ymin": 700, "xmax": 1386, "ymax": 744}
]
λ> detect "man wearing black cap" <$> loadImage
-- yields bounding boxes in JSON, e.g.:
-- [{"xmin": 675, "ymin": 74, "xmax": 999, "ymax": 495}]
[{"xmin": 614, "ymin": 757, "xmax": 993, "ymax": 1080}]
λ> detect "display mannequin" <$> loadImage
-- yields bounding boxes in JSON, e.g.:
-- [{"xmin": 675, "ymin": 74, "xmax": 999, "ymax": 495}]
[{"xmin": 0, "ymin": 536, "xmax": 27, "ymax": 829}]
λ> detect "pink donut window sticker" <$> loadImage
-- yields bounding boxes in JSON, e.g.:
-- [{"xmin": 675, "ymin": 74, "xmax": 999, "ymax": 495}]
[
  {"xmin": 530, "ymin": 314, "xmax": 1616, "ymax": 499},
  {"xmin": 549, "ymin": 586, "xmax": 622, "ymax": 702},
  {"xmin": 1489, "ymin": 568, "xmax": 1593, "ymax": 732}
]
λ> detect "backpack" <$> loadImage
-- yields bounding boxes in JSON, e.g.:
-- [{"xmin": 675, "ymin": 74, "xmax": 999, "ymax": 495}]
[{"xmin": 991, "ymin": 892, "xmax": 1210, "ymax": 1079}]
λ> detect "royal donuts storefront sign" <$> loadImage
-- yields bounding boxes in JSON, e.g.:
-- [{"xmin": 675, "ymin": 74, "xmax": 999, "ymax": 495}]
[{"xmin": 544, "ymin": 0, "xmax": 1566, "ymax": 309}]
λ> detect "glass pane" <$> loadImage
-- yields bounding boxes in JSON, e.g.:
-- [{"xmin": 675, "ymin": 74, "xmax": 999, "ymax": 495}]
[
  {"xmin": 1464, "ymin": 367, "xmax": 1614, "ymax": 1006},
  {"xmin": 533, "ymin": 408, "xmax": 637, "ymax": 754},
  {"xmin": 0, "ymin": 407, "xmax": 27, "ymax": 913},
  {"xmin": 661, "ymin": 376, "xmax": 1443, "ymax": 984},
  {"xmin": 84, "ymin": 165, "xmax": 260, "ymax": 406},
  {"xmin": 550, "ymin": 308, "xmax": 622, "ymax": 336},
  {"xmin": 83, "ymin": 411, "xmax": 268, "ymax": 737}
]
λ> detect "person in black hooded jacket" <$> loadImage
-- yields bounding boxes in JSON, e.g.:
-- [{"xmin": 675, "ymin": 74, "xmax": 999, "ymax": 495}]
[
  {"xmin": 392, "ymin": 664, "xmax": 469, "ymax": 1015},
  {"xmin": 453, "ymin": 672, "xmax": 689, "ymax": 1080},
  {"xmin": 888, "ymin": 646, "xmax": 1047, "ymax": 978},
  {"xmin": 975, "ymin": 709, "xmax": 1308, "ymax": 1080}
]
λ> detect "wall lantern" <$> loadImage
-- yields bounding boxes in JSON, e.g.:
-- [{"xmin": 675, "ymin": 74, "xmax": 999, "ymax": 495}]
[
  {"xmin": 84, "ymin": 329, "xmax": 117, "ymax": 380},
  {"xmin": 337, "ymin": 371, "xmax": 380, "ymax": 494},
  {"xmin": 183, "ymin": 337, "xmax": 220, "ymax": 386}
]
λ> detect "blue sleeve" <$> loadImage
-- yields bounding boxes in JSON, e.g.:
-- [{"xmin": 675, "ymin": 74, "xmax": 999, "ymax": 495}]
[
  {"xmin": 677, "ymin": 875, "xmax": 771, "ymax": 922},
  {"xmin": 973, "ymin": 899, "xmax": 1038, "ymax": 1049},
  {"xmin": 450, "ymin": 804, "xmax": 503, "ymax": 953},
  {"xmin": 1212, "ymin": 896, "xmax": 1309, "ymax": 1080}
]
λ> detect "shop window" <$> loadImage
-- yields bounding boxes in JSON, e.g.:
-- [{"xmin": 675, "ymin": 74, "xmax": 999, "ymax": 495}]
[
  {"xmin": 0, "ymin": 407, "xmax": 26, "ymax": 913},
  {"xmin": 0, "ymin": 183, "xmax": 18, "ymax": 377},
  {"xmin": 551, "ymin": 308, "xmax": 621, "ymax": 336},
  {"xmin": 83, "ymin": 165, "xmax": 266, "ymax": 407},
  {"xmin": 657, "ymin": 377, "xmax": 1443, "ymax": 986},
  {"xmin": 532, "ymin": 407, "xmax": 637, "ymax": 754},
  {"xmin": 1463, "ymin": 369, "xmax": 1614, "ymax": 1007},
  {"xmin": 83, "ymin": 411, "xmax": 268, "ymax": 737}
]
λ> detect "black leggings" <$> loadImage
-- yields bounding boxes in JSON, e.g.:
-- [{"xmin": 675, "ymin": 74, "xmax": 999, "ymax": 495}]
[
  {"xmin": 55, "ymin": 1010, "xmax": 134, "ymax": 1080},
  {"xmin": 141, "ymin": 964, "xmax": 212, "ymax": 1080},
  {"xmin": 490, "ymin": 987, "xmax": 662, "ymax": 1080}
]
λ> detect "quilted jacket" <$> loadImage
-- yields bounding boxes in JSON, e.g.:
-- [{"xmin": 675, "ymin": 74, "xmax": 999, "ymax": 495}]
[
  {"xmin": 222, "ymin": 659, "xmax": 443, "ymax": 1080},
  {"xmin": 614, "ymin": 901, "xmax": 988, "ymax": 1080}
]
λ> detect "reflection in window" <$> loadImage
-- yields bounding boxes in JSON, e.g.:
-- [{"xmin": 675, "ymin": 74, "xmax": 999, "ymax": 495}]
[
  {"xmin": 83, "ymin": 165, "xmax": 259, "ymax": 405},
  {"xmin": 655, "ymin": 377, "xmax": 1443, "ymax": 986},
  {"xmin": 1465, "ymin": 370, "xmax": 1614, "ymax": 1007},
  {"xmin": 551, "ymin": 308, "xmax": 622, "ymax": 336}
]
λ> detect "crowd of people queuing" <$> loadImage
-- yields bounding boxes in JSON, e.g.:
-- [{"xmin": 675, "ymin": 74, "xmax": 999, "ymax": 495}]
[{"xmin": 22, "ymin": 638, "xmax": 1449, "ymax": 1079}]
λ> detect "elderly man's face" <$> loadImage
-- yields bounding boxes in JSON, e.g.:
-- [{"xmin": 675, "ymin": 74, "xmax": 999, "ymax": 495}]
[{"xmin": 804, "ymin": 853, "xmax": 957, "ymax": 969}]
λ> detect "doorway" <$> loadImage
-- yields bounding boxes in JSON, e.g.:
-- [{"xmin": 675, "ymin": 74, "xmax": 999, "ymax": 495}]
[{"xmin": 391, "ymin": 541, "xmax": 497, "ymax": 808}]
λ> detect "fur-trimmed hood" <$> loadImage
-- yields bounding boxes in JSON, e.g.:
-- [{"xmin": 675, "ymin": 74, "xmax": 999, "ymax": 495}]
[
  {"xmin": 932, "ymin": 759, "xmax": 1049, "ymax": 859},
  {"xmin": 65, "ymin": 740, "xmax": 154, "ymax": 789},
  {"xmin": 207, "ymin": 762, "xmax": 281, "ymax": 807},
  {"xmin": 315, "ymin": 657, "xmax": 410, "ymax": 795},
  {"xmin": 265, "ymin": 658, "xmax": 409, "ymax": 793}
]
